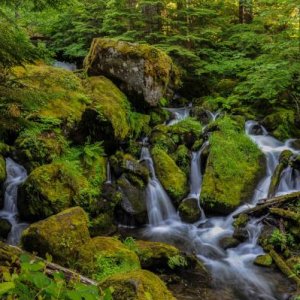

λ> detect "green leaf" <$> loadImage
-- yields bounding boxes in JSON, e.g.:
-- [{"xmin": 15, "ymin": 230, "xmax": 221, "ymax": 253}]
[{"xmin": 0, "ymin": 282, "xmax": 15, "ymax": 296}]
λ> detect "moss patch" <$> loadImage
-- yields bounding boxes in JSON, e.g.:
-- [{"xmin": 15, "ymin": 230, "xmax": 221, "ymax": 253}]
[
  {"xmin": 99, "ymin": 269, "xmax": 176, "ymax": 300},
  {"xmin": 21, "ymin": 207, "xmax": 90, "ymax": 266},
  {"xmin": 151, "ymin": 146, "xmax": 188, "ymax": 204},
  {"xmin": 201, "ymin": 116, "xmax": 264, "ymax": 214},
  {"xmin": 77, "ymin": 237, "xmax": 140, "ymax": 280}
]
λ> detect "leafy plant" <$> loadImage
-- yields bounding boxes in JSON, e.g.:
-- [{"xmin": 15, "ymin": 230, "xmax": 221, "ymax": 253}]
[{"xmin": 167, "ymin": 255, "xmax": 188, "ymax": 270}]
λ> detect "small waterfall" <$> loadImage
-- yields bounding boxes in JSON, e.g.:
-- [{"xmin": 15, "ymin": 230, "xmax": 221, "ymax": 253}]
[
  {"xmin": 165, "ymin": 106, "xmax": 191, "ymax": 125},
  {"xmin": 53, "ymin": 60, "xmax": 77, "ymax": 71},
  {"xmin": 140, "ymin": 146, "xmax": 178, "ymax": 226},
  {"xmin": 277, "ymin": 166, "xmax": 300, "ymax": 194},
  {"xmin": 106, "ymin": 161, "xmax": 112, "ymax": 184},
  {"xmin": 0, "ymin": 158, "xmax": 28, "ymax": 245}
]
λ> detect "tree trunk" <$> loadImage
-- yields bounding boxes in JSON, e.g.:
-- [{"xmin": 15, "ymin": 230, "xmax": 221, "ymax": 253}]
[{"xmin": 239, "ymin": 0, "xmax": 253, "ymax": 24}]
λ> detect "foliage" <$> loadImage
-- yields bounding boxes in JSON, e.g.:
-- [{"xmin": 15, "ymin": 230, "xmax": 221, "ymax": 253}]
[
  {"xmin": 0, "ymin": 254, "xmax": 112, "ymax": 300},
  {"xmin": 167, "ymin": 254, "xmax": 188, "ymax": 270},
  {"xmin": 269, "ymin": 228, "xmax": 295, "ymax": 251}
]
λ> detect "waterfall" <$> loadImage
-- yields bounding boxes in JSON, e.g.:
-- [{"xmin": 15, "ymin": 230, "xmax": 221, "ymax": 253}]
[
  {"xmin": 106, "ymin": 161, "xmax": 112, "ymax": 184},
  {"xmin": 0, "ymin": 158, "xmax": 28, "ymax": 245},
  {"xmin": 53, "ymin": 60, "xmax": 77, "ymax": 71},
  {"xmin": 165, "ymin": 106, "xmax": 191, "ymax": 125},
  {"xmin": 140, "ymin": 146, "xmax": 178, "ymax": 226}
]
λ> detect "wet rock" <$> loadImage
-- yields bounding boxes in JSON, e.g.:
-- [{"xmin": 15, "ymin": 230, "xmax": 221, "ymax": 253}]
[
  {"xmin": 99, "ymin": 269, "xmax": 176, "ymax": 300},
  {"xmin": 290, "ymin": 139, "xmax": 300, "ymax": 150},
  {"xmin": 233, "ymin": 213, "xmax": 249, "ymax": 228},
  {"xmin": 250, "ymin": 124, "xmax": 265, "ymax": 135},
  {"xmin": 0, "ymin": 155, "xmax": 6, "ymax": 209},
  {"xmin": 291, "ymin": 154, "xmax": 300, "ymax": 171},
  {"xmin": 219, "ymin": 237, "xmax": 240, "ymax": 250},
  {"xmin": 77, "ymin": 236, "xmax": 140, "ymax": 278},
  {"xmin": 0, "ymin": 218, "xmax": 11, "ymax": 240},
  {"xmin": 89, "ymin": 213, "xmax": 117, "ymax": 237},
  {"xmin": 21, "ymin": 207, "xmax": 90, "ymax": 266},
  {"xmin": 254, "ymin": 254, "xmax": 273, "ymax": 267},
  {"xmin": 151, "ymin": 146, "xmax": 188, "ymax": 205},
  {"xmin": 190, "ymin": 107, "xmax": 211, "ymax": 125},
  {"xmin": 178, "ymin": 198, "xmax": 201, "ymax": 223},
  {"xmin": 18, "ymin": 162, "xmax": 89, "ymax": 221},
  {"xmin": 233, "ymin": 228, "xmax": 249, "ymax": 242},
  {"xmin": 85, "ymin": 38, "xmax": 181, "ymax": 107},
  {"xmin": 117, "ymin": 174, "xmax": 147, "ymax": 224}
]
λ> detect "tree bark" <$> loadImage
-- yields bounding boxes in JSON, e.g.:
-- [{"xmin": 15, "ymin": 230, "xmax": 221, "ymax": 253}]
[{"xmin": 239, "ymin": 0, "xmax": 253, "ymax": 24}]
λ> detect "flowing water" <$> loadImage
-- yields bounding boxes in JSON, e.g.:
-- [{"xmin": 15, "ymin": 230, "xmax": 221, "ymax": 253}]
[
  {"xmin": 53, "ymin": 60, "xmax": 77, "ymax": 71},
  {"xmin": 0, "ymin": 158, "xmax": 28, "ymax": 245},
  {"xmin": 165, "ymin": 106, "xmax": 192, "ymax": 125},
  {"xmin": 137, "ymin": 113, "xmax": 299, "ymax": 299},
  {"xmin": 106, "ymin": 161, "xmax": 112, "ymax": 184}
]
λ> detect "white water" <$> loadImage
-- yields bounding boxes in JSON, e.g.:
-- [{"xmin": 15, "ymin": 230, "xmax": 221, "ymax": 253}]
[
  {"xmin": 0, "ymin": 158, "xmax": 28, "ymax": 245},
  {"xmin": 53, "ymin": 60, "xmax": 77, "ymax": 71},
  {"xmin": 106, "ymin": 161, "xmax": 112, "ymax": 184},
  {"xmin": 165, "ymin": 106, "xmax": 192, "ymax": 125},
  {"xmin": 141, "ymin": 117, "xmax": 299, "ymax": 299}
]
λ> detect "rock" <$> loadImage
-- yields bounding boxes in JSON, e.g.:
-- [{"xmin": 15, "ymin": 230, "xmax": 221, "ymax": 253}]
[
  {"xmin": 233, "ymin": 228, "xmax": 249, "ymax": 242},
  {"xmin": 233, "ymin": 213, "xmax": 249, "ymax": 228},
  {"xmin": 99, "ymin": 269, "xmax": 176, "ymax": 300},
  {"xmin": 117, "ymin": 174, "xmax": 148, "ymax": 224},
  {"xmin": 290, "ymin": 140, "xmax": 300, "ymax": 150},
  {"xmin": 219, "ymin": 237, "xmax": 240, "ymax": 250},
  {"xmin": 268, "ymin": 150, "xmax": 293, "ymax": 197},
  {"xmin": 18, "ymin": 162, "xmax": 89, "ymax": 221},
  {"xmin": 178, "ymin": 198, "xmax": 201, "ymax": 223},
  {"xmin": 201, "ymin": 116, "xmax": 264, "ymax": 214},
  {"xmin": 84, "ymin": 38, "xmax": 181, "ymax": 106},
  {"xmin": 149, "ymin": 129, "xmax": 176, "ymax": 153},
  {"xmin": 77, "ymin": 236, "xmax": 140, "ymax": 279},
  {"xmin": 0, "ymin": 155, "xmax": 6, "ymax": 209},
  {"xmin": 135, "ymin": 240, "xmax": 206, "ymax": 274},
  {"xmin": 21, "ymin": 207, "xmax": 90, "ymax": 266},
  {"xmin": 15, "ymin": 129, "xmax": 67, "ymax": 171},
  {"xmin": 74, "ymin": 76, "xmax": 134, "ymax": 150},
  {"xmin": 0, "ymin": 219, "xmax": 11, "ymax": 240},
  {"xmin": 151, "ymin": 146, "xmax": 188, "ymax": 205},
  {"xmin": 291, "ymin": 154, "xmax": 300, "ymax": 171},
  {"xmin": 262, "ymin": 109, "xmax": 300, "ymax": 140},
  {"xmin": 250, "ymin": 124, "xmax": 265, "ymax": 135},
  {"xmin": 254, "ymin": 254, "xmax": 273, "ymax": 267},
  {"xmin": 172, "ymin": 145, "xmax": 191, "ymax": 175}
]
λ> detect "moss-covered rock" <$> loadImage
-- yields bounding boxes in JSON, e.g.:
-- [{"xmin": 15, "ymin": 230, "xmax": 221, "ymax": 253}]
[
  {"xmin": 99, "ymin": 269, "xmax": 176, "ymax": 300},
  {"xmin": 18, "ymin": 162, "xmax": 89, "ymax": 221},
  {"xmin": 77, "ymin": 236, "xmax": 140, "ymax": 280},
  {"xmin": 178, "ymin": 198, "xmax": 201, "ymax": 223},
  {"xmin": 262, "ymin": 109, "xmax": 300, "ymax": 140},
  {"xmin": 0, "ymin": 219, "xmax": 11, "ymax": 240},
  {"xmin": 172, "ymin": 145, "xmax": 190, "ymax": 175},
  {"xmin": 151, "ymin": 146, "xmax": 188, "ymax": 204},
  {"xmin": 254, "ymin": 254, "xmax": 273, "ymax": 267},
  {"xmin": 190, "ymin": 106, "xmax": 211, "ymax": 125},
  {"xmin": 201, "ymin": 116, "xmax": 264, "ymax": 214},
  {"xmin": 233, "ymin": 213, "xmax": 249, "ymax": 228},
  {"xmin": 219, "ymin": 237, "xmax": 240, "ymax": 250},
  {"xmin": 0, "ymin": 156, "xmax": 6, "ymax": 209},
  {"xmin": 21, "ymin": 207, "xmax": 90, "ymax": 266},
  {"xmin": 85, "ymin": 38, "xmax": 181, "ymax": 106}
]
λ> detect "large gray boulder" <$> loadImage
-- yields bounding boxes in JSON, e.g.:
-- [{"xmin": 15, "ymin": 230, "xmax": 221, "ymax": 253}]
[{"xmin": 84, "ymin": 38, "xmax": 181, "ymax": 106}]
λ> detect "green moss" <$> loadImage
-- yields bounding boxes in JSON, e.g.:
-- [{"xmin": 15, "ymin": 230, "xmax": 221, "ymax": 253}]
[
  {"xmin": 87, "ymin": 76, "xmax": 132, "ymax": 140},
  {"xmin": 201, "ymin": 116, "xmax": 264, "ymax": 214},
  {"xmin": 168, "ymin": 117, "xmax": 202, "ymax": 137},
  {"xmin": 18, "ymin": 162, "xmax": 89, "ymax": 221},
  {"xmin": 89, "ymin": 213, "xmax": 117, "ymax": 237},
  {"xmin": 21, "ymin": 207, "xmax": 90, "ymax": 266},
  {"xmin": 151, "ymin": 146, "xmax": 188, "ymax": 204},
  {"xmin": 0, "ymin": 219, "xmax": 11, "ymax": 240},
  {"xmin": 262, "ymin": 109, "xmax": 300, "ymax": 140},
  {"xmin": 254, "ymin": 254, "xmax": 273, "ymax": 267},
  {"xmin": 172, "ymin": 145, "xmax": 190, "ymax": 175},
  {"xmin": 178, "ymin": 198, "xmax": 201, "ymax": 223},
  {"xmin": 99, "ymin": 269, "xmax": 176, "ymax": 300},
  {"xmin": 77, "ymin": 237, "xmax": 140, "ymax": 280},
  {"xmin": 0, "ymin": 156, "xmax": 6, "ymax": 184},
  {"xmin": 233, "ymin": 214, "xmax": 249, "ymax": 228}
]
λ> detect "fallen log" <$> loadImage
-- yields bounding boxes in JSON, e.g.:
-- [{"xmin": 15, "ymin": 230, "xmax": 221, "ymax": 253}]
[
  {"xmin": 0, "ymin": 242, "xmax": 97, "ymax": 286},
  {"xmin": 269, "ymin": 208, "xmax": 300, "ymax": 225},
  {"xmin": 233, "ymin": 191, "xmax": 300, "ymax": 218}
]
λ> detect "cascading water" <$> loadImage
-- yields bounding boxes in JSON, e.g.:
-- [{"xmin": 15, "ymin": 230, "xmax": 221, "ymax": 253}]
[
  {"xmin": 140, "ymin": 144, "xmax": 178, "ymax": 226},
  {"xmin": 53, "ymin": 60, "xmax": 77, "ymax": 71},
  {"xmin": 106, "ymin": 161, "xmax": 112, "ymax": 184},
  {"xmin": 139, "ymin": 115, "xmax": 299, "ymax": 299},
  {"xmin": 0, "ymin": 158, "xmax": 28, "ymax": 245},
  {"xmin": 165, "ymin": 106, "xmax": 192, "ymax": 125}
]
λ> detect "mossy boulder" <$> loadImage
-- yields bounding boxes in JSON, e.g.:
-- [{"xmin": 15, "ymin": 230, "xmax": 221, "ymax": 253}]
[
  {"xmin": 0, "ymin": 156, "xmax": 6, "ymax": 209},
  {"xmin": 190, "ymin": 106, "xmax": 211, "ymax": 125},
  {"xmin": 77, "ymin": 236, "xmax": 140, "ymax": 280},
  {"xmin": 84, "ymin": 38, "xmax": 181, "ymax": 106},
  {"xmin": 15, "ymin": 129, "xmax": 68, "ymax": 171},
  {"xmin": 201, "ymin": 117, "xmax": 264, "ymax": 214},
  {"xmin": 99, "ymin": 269, "xmax": 176, "ymax": 300},
  {"xmin": 117, "ymin": 174, "xmax": 147, "ymax": 224},
  {"xmin": 135, "ymin": 240, "xmax": 205, "ymax": 274},
  {"xmin": 21, "ymin": 207, "xmax": 90, "ymax": 266},
  {"xmin": 262, "ymin": 109, "xmax": 300, "ymax": 140},
  {"xmin": 178, "ymin": 198, "xmax": 201, "ymax": 223},
  {"xmin": 254, "ymin": 254, "xmax": 273, "ymax": 267},
  {"xmin": 219, "ymin": 237, "xmax": 240, "ymax": 250},
  {"xmin": 233, "ymin": 213, "xmax": 249, "ymax": 228},
  {"xmin": 151, "ymin": 146, "xmax": 188, "ymax": 204},
  {"xmin": 0, "ymin": 219, "xmax": 11, "ymax": 240},
  {"xmin": 172, "ymin": 145, "xmax": 191, "ymax": 175},
  {"xmin": 18, "ymin": 162, "xmax": 89, "ymax": 221}
]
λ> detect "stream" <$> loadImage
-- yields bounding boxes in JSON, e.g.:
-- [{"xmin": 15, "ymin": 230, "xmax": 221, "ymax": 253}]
[{"xmin": 134, "ymin": 110, "xmax": 299, "ymax": 299}]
